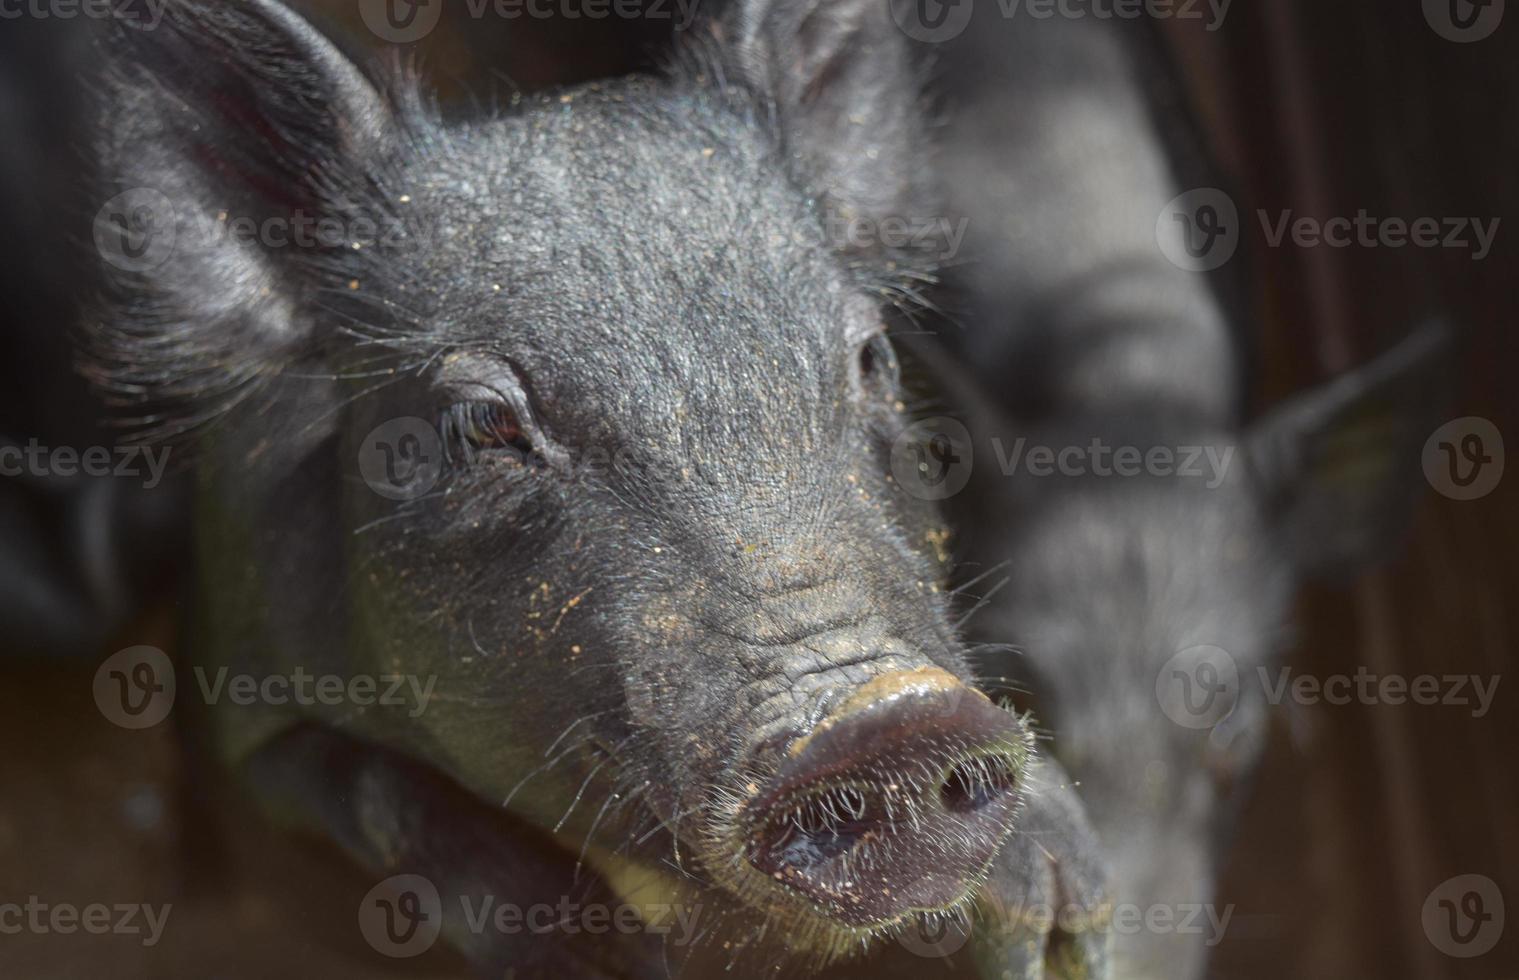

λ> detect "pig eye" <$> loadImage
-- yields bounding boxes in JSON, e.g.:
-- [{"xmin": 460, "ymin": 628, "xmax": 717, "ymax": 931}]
[
  {"xmin": 855, "ymin": 333, "xmax": 900, "ymax": 392},
  {"xmin": 440, "ymin": 400, "xmax": 538, "ymax": 465}
]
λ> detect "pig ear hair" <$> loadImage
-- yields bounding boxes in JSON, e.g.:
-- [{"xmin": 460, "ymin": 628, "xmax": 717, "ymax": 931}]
[
  {"xmin": 1245, "ymin": 323, "xmax": 1454, "ymax": 580},
  {"xmin": 722, "ymin": 0, "xmax": 933, "ymax": 251},
  {"xmin": 88, "ymin": 0, "xmax": 413, "ymax": 443}
]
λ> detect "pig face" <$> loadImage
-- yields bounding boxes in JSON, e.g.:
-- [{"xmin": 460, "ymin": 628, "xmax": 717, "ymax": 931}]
[{"xmin": 92, "ymin": 0, "xmax": 1034, "ymax": 963}]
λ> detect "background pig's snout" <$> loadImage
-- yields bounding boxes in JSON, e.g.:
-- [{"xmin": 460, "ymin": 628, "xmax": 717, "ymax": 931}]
[{"xmin": 740, "ymin": 668, "xmax": 1030, "ymax": 927}]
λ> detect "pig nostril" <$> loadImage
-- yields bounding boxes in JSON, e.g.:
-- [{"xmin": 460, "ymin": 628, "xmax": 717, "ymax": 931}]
[
  {"xmin": 791, "ymin": 786, "xmax": 869, "ymax": 836},
  {"xmin": 761, "ymin": 786, "xmax": 877, "ymax": 871},
  {"xmin": 939, "ymin": 754, "xmax": 1020, "ymax": 814}
]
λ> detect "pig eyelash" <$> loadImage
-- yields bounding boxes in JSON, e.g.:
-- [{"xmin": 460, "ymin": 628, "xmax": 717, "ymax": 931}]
[{"xmin": 439, "ymin": 400, "xmax": 539, "ymax": 466}]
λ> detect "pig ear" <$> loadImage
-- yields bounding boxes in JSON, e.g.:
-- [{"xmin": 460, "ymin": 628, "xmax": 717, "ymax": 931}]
[
  {"xmin": 90, "ymin": 0, "xmax": 399, "ymax": 441},
  {"xmin": 724, "ymin": 0, "xmax": 929, "ymax": 244},
  {"xmin": 1245, "ymin": 324, "xmax": 1452, "ymax": 580}
]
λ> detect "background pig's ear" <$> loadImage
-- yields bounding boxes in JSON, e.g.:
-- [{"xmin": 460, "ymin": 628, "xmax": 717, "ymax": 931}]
[
  {"xmin": 724, "ymin": 0, "xmax": 930, "ymax": 249},
  {"xmin": 1245, "ymin": 324, "xmax": 1453, "ymax": 580},
  {"xmin": 89, "ymin": 0, "xmax": 402, "ymax": 442}
]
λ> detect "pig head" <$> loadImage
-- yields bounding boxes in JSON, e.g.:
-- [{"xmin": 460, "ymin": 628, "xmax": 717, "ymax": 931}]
[{"xmin": 88, "ymin": 0, "xmax": 1102, "ymax": 973}]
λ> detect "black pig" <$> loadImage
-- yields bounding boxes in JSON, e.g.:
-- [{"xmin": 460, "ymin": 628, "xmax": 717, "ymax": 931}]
[
  {"xmin": 89, "ymin": 1, "xmax": 1109, "ymax": 976},
  {"xmin": 924, "ymin": 11, "xmax": 1448, "ymax": 979}
]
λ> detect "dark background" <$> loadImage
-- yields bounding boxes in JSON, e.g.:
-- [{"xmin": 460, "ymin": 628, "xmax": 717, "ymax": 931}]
[
  {"xmin": 1, "ymin": 1, "xmax": 1514, "ymax": 977},
  {"xmin": 1166, "ymin": 5, "xmax": 1518, "ymax": 977}
]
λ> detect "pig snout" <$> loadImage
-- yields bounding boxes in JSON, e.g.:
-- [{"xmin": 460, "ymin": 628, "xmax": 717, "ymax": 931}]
[{"xmin": 739, "ymin": 667, "xmax": 1031, "ymax": 926}]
